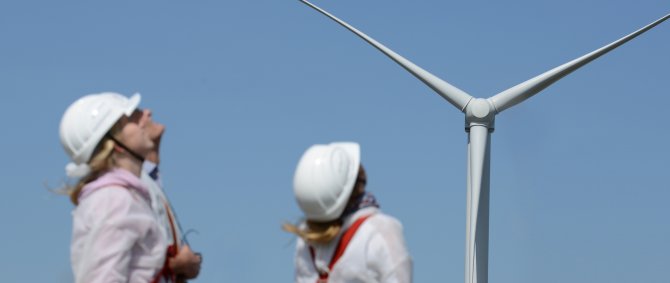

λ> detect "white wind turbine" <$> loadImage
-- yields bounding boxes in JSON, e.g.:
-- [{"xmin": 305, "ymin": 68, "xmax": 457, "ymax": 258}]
[{"xmin": 298, "ymin": 1, "xmax": 669, "ymax": 283}]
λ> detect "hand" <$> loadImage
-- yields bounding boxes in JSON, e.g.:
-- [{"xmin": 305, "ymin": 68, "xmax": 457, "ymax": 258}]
[{"xmin": 169, "ymin": 245, "xmax": 202, "ymax": 280}]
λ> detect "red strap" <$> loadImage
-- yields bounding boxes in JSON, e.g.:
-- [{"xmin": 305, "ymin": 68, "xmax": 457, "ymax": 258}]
[
  {"xmin": 309, "ymin": 214, "xmax": 372, "ymax": 283},
  {"xmin": 151, "ymin": 203, "xmax": 180, "ymax": 283}
]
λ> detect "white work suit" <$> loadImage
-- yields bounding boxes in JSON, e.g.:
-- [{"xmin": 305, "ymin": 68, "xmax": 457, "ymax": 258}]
[
  {"xmin": 70, "ymin": 168, "xmax": 167, "ymax": 283},
  {"xmin": 294, "ymin": 207, "xmax": 413, "ymax": 283},
  {"xmin": 141, "ymin": 161, "xmax": 181, "ymax": 249}
]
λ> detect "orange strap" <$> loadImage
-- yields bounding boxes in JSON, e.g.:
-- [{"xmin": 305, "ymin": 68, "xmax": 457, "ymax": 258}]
[
  {"xmin": 151, "ymin": 203, "xmax": 180, "ymax": 283},
  {"xmin": 309, "ymin": 214, "xmax": 372, "ymax": 283}
]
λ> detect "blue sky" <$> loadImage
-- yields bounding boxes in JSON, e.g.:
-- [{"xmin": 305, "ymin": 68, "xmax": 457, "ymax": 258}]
[{"xmin": 1, "ymin": 0, "xmax": 668, "ymax": 282}]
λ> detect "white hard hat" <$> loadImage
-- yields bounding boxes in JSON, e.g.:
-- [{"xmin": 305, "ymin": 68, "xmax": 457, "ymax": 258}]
[
  {"xmin": 293, "ymin": 142, "xmax": 361, "ymax": 222},
  {"xmin": 59, "ymin": 92, "xmax": 141, "ymax": 177}
]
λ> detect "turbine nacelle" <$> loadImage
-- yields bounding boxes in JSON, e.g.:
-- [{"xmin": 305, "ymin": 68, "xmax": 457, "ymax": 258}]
[{"xmin": 465, "ymin": 98, "xmax": 495, "ymax": 132}]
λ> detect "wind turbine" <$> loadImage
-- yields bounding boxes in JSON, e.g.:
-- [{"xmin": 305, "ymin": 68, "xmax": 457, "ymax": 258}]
[{"xmin": 298, "ymin": 1, "xmax": 669, "ymax": 283}]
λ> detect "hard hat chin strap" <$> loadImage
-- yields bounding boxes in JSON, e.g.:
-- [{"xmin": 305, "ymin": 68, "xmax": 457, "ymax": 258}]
[{"xmin": 106, "ymin": 134, "xmax": 145, "ymax": 163}]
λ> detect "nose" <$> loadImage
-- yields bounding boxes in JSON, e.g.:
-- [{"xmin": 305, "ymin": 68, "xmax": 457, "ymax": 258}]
[
  {"xmin": 137, "ymin": 109, "xmax": 152, "ymax": 127},
  {"xmin": 142, "ymin": 109, "xmax": 153, "ymax": 123}
]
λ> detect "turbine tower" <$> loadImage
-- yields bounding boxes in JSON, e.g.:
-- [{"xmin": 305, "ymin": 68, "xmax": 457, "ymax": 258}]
[{"xmin": 298, "ymin": 1, "xmax": 669, "ymax": 282}]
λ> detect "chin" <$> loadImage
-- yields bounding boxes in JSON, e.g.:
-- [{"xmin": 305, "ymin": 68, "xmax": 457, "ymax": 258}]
[
  {"xmin": 154, "ymin": 125, "xmax": 166, "ymax": 137},
  {"xmin": 149, "ymin": 128, "xmax": 165, "ymax": 140}
]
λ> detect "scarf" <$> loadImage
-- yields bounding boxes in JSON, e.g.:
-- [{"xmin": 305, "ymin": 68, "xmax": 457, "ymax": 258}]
[{"xmin": 341, "ymin": 191, "xmax": 380, "ymax": 219}]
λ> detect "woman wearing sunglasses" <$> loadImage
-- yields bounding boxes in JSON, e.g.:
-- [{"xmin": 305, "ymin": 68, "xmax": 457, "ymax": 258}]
[{"xmin": 60, "ymin": 92, "xmax": 173, "ymax": 282}]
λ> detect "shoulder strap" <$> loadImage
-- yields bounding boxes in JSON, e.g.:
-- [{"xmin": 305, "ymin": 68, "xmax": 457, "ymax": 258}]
[
  {"xmin": 309, "ymin": 214, "xmax": 373, "ymax": 282},
  {"xmin": 329, "ymin": 214, "xmax": 371, "ymax": 270},
  {"xmin": 151, "ymin": 203, "xmax": 179, "ymax": 283}
]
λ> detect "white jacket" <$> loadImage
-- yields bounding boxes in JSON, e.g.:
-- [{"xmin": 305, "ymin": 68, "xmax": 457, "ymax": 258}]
[
  {"xmin": 295, "ymin": 207, "xmax": 412, "ymax": 283},
  {"xmin": 141, "ymin": 161, "xmax": 181, "ymax": 247},
  {"xmin": 70, "ymin": 169, "xmax": 167, "ymax": 283}
]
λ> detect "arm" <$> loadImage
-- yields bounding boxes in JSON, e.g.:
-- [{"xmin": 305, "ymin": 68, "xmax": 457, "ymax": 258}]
[{"xmin": 366, "ymin": 216, "xmax": 413, "ymax": 283}]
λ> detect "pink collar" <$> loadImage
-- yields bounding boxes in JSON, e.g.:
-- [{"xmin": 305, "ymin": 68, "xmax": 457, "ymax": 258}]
[{"xmin": 79, "ymin": 168, "xmax": 151, "ymax": 201}]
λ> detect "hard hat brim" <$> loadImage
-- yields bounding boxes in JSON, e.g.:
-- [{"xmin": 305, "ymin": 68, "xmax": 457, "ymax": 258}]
[{"xmin": 124, "ymin": 93, "xmax": 141, "ymax": 116}]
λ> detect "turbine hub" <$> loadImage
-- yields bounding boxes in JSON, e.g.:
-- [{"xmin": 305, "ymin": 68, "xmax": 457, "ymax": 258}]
[{"xmin": 465, "ymin": 98, "xmax": 495, "ymax": 132}]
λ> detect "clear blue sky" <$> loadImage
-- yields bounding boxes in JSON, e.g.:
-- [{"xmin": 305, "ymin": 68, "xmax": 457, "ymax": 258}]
[{"xmin": 1, "ymin": 0, "xmax": 668, "ymax": 282}]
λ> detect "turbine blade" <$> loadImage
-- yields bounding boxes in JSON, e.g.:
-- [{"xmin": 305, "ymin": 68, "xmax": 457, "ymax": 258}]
[
  {"xmin": 466, "ymin": 126, "xmax": 491, "ymax": 283},
  {"xmin": 489, "ymin": 13, "xmax": 670, "ymax": 114},
  {"xmin": 300, "ymin": 0, "xmax": 473, "ymax": 112}
]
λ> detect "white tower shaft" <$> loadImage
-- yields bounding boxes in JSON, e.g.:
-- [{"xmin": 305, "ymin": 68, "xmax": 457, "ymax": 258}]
[{"xmin": 466, "ymin": 125, "xmax": 491, "ymax": 283}]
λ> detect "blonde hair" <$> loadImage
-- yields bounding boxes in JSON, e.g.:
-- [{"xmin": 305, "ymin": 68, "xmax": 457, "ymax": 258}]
[
  {"xmin": 67, "ymin": 122, "xmax": 125, "ymax": 205},
  {"xmin": 283, "ymin": 165, "xmax": 367, "ymax": 244},
  {"xmin": 282, "ymin": 219, "xmax": 343, "ymax": 244}
]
